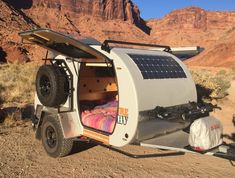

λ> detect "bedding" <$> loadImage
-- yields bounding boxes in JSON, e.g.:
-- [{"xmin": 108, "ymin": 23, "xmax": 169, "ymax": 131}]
[{"xmin": 81, "ymin": 100, "xmax": 118, "ymax": 133}]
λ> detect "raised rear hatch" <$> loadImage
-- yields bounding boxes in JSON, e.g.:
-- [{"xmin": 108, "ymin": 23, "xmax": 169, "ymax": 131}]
[{"xmin": 19, "ymin": 28, "xmax": 108, "ymax": 62}]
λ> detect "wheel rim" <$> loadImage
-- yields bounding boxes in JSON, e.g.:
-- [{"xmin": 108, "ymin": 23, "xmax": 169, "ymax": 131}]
[
  {"xmin": 39, "ymin": 75, "xmax": 51, "ymax": 97},
  {"xmin": 45, "ymin": 126, "xmax": 57, "ymax": 148}
]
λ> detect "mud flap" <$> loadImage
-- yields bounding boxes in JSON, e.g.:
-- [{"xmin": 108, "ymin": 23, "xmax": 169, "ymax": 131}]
[
  {"xmin": 58, "ymin": 111, "xmax": 82, "ymax": 139},
  {"xmin": 34, "ymin": 105, "xmax": 44, "ymax": 139},
  {"xmin": 34, "ymin": 105, "xmax": 82, "ymax": 140}
]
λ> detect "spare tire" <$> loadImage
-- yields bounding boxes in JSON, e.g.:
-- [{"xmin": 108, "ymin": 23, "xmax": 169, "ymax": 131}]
[{"xmin": 36, "ymin": 65, "xmax": 69, "ymax": 107}]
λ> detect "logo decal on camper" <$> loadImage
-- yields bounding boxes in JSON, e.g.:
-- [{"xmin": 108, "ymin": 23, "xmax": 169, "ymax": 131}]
[{"xmin": 117, "ymin": 108, "xmax": 128, "ymax": 125}]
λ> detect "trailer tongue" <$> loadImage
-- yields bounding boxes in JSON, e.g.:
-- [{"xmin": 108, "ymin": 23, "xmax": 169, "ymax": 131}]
[{"xmin": 141, "ymin": 135, "xmax": 235, "ymax": 161}]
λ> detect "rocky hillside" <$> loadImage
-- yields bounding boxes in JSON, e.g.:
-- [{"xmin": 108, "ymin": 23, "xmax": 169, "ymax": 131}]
[
  {"xmin": 22, "ymin": 0, "xmax": 150, "ymax": 41},
  {"xmin": 0, "ymin": 0, "xmax": 150, "ymax": 62},
  {"xmin": 147, "ymin": 7, "xmax": 235, "ymax": 67},
  {"xmin": 0, "ymin": 0, "xmax": 39, "ymax": 63},
  {"xmin": 0, "ymin": 1, "xmax": 235, "ymax": 67},
  {"xmin": 29, "ymin": 0, "xmax": 150, "ymax": 34},
  {"xmin": 185, "ymin": 27, "xmax": 235, "ymax": 67},
  {"xmin": 147, "ymin": 7, "xmax": 235, "ymax": 47}
]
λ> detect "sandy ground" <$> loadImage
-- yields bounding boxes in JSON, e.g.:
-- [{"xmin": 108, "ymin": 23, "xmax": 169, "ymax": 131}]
[
  {"xmin": 212, "ymin": 80, "xmax": 235, "ymax": 135},
  {"xmin": 0, "ymin": 122, "xmax": 235, "ymax": 178},
  {"xmin": 0, "ymin": 81, "xmax": 235, "ymax": 178}
]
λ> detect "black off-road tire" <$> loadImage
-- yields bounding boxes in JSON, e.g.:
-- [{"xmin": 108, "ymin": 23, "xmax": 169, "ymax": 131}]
[
  {"xmin": 41, "ymin": 115, "xmax": 73, "ymax": 158},
  {"xmin": 36, "ymin": 65, "xmax": 69, "ymax": 107}
]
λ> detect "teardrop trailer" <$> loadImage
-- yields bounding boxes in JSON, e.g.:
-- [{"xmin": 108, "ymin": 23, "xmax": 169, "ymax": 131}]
[{"xmin": 19, "ymin": 29, "xmax": 235, "ymax": 161}]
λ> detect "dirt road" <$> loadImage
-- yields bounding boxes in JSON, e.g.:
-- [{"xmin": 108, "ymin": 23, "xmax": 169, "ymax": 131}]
[{"xmin": 0, "ymin": 120, "xmax": 235, "ymax": 178}]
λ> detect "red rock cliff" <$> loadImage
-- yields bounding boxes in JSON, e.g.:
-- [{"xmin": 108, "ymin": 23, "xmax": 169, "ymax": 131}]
[
  {"xmin": 30, "ymin": 0, "xmax": 150, "ymax": 33},
  {"xmin": 147, "ymin": 7, "xmax": 235, "ymax": 47},
  {"xmin": 148, "ymin": 7, "xmax": 235, "ymax": 32}
]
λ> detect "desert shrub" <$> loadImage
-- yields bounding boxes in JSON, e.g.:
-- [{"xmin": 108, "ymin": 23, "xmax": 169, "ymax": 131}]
[
  {"xmin": 0, "ymin": 62, "xmax": 38, "ymax": 106},
  {"xmin": 212, "ymin": 76, "xmax": 231, "ymax": 98},
  {"xmin": 226, "ymin": 26, "xmax": 235, "ymax": 34},
  {"xmin": 0, "ymin": 83, "xmax": 5, "ymax": 104},
  {"xmin": 216, "ymin": 69, "xmax": 227, "ymax": 76},
  {"xmin": 191, "ymin": 70, "xmax": 231, "ymax": 99},
  {"xmin": 231, "ymin": 67, "xmax": 235, "ymax": 76},
  {"xmin": 2, "ymin": 111, "xmax": 21, "ymax": 127}
]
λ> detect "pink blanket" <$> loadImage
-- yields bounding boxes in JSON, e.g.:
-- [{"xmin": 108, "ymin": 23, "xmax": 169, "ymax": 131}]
[{"xmin": 81, "ymin": 100, "xmax": 118, "ymax": 133}]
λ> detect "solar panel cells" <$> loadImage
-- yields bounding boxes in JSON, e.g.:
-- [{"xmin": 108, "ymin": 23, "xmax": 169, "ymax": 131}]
[{"xmin": 128, "ymin": 54, "xmax": 186, "ymax": 79}]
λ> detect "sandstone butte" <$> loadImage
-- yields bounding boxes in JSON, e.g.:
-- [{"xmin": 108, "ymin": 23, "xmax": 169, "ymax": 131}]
[{"xmin": 0, "ymin": 0, "xmax": 235, "ymax": 67}]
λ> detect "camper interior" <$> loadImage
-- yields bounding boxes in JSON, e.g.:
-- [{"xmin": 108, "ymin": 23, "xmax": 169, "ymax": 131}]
[{"xmin": 78, "ymin": 62, "xmax": 119, "ymax": 134}]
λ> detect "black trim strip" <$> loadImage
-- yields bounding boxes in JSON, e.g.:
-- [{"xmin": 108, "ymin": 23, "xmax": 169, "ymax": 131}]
[{"xmin": 101, "ymin": 40, "xmax": 171, "ymax": 53}]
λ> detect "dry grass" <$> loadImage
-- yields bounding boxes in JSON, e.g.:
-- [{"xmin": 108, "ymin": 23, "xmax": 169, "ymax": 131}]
[
  {"xmin": 191, "ymin": 69, "xmax": 231, "ymax": 99},
  {"xmin": 2, "ymin": 111, "xmax": 22, "ymax": 127},
  {"xmin": 230, "ymin": 67, "xmax": 235, "ymax": 79},
  {"xmin": 0, "ymin": 62, "xmax": 38, "ymax": 107},
  {"xmin": 0, "ymin": 62, "xmax": 233, "ymax": 106}
]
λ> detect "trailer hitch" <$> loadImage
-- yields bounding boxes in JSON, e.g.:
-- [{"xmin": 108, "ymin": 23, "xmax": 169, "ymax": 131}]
[{"xmin": 213, "ymin": 144, "xmax": 235, "ymax": 162}]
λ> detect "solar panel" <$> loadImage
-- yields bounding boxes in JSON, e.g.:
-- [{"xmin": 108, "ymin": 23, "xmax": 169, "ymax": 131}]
[{"xmin": 128, "ymin": 54, "xmax": 186, "ymax": 79}]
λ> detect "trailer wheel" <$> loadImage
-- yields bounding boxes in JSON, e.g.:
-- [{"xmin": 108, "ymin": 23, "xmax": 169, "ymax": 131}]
[
  {"xmin": 36, "ymin": 65, "xmax": 69, "ymax": 107},
  {"xmin": 41, "ymin": 115, "xmax": 73, "ymax": 157}
]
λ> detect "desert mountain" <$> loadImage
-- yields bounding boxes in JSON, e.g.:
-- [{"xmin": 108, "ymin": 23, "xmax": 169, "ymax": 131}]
[
  {"xmin": 0, "ymin": 1, "xmax": 235, "ymax": 67},
  {"xmin": 28, "ymin": 0, "xmax": 150, "ymax": 34},
  {"xmin": 23, "ymin": 0, "xmax": 150, "ymax": 41},
  {"xmin": 147, "ymin": 7, "xmax": 235, "ymax": 47},
  {"xmin": 0, "ymin": 0, "xmax": 39, "ymax": 63},
  {"xmin": 147, "ymin": 7, "xmax": 235, "ymax": 67},
  {"xmin": 185, "ymin": 27, "xmax": 235, "ymax": 67},
  {"xmin": 0, "ymin": 0, "xmax": 150, "ymax": 62}
]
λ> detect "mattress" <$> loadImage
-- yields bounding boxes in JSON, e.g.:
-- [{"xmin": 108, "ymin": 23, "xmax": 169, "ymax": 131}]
[{"xmin": 81, "ymin": 100, "xmax": 118, "ymax": 133}]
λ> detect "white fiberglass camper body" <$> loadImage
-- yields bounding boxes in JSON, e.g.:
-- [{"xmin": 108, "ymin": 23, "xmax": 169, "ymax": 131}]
[{"xmin": 19, "ymin": 29, "xmax": 235, "ymax": 160}]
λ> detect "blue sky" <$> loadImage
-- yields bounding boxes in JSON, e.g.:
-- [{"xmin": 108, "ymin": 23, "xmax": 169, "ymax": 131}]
[{"xmin": 132, "ymin": 0, "xmax": 235, "ymax": 19}]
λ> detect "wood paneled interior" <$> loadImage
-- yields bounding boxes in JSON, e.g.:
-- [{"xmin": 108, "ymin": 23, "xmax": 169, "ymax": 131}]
[{"xmin": 79, "ymin": 63, "xmax": 118, "ymax": 101}]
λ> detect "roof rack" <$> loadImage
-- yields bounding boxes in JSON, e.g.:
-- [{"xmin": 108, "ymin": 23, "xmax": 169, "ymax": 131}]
[{"xmin": 101, "ymin": 40, "xmax": 171, "ymax": 53}]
